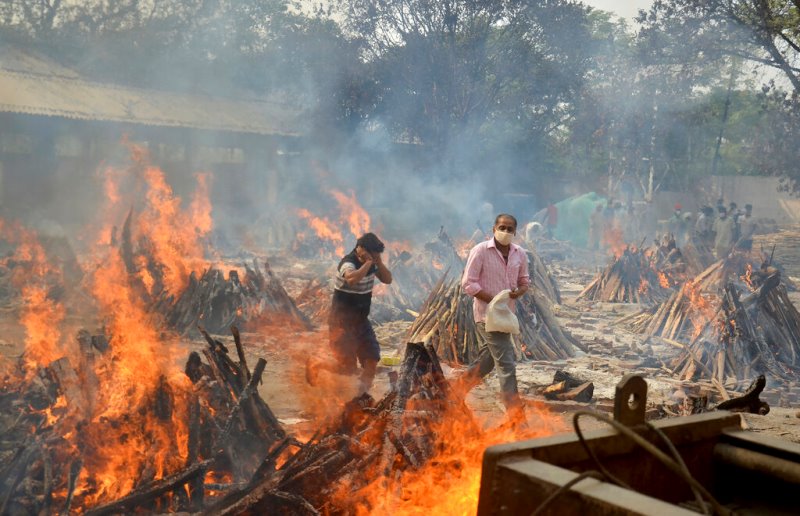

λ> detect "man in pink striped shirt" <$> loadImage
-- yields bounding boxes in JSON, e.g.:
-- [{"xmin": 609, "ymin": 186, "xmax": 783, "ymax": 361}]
[{"xmin": 459, "ymin": 213, "xmax": 530, "ymax": 419}]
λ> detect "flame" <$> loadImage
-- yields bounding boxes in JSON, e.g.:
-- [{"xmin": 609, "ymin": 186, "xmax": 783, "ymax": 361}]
[
  {"xmin": 297, "ymin": 208, "xmax": 345, "ymax": 256},
  {"xmin": 329, "ymin": 399, "xmax": 566, "ymax": 515},
  {"xmin": 602, "ymin": 226, "xmax": 627, "ymax": 258},
  {"xmin": 20, "ymin": 285, "xmax": 65, "ymax": 372},
  {"xmin": 658, "ymin": 271, "xmax": 670, "ymax": 289},
  {"xmin": 683, "ymin": 280, "xmax": 716, "ymax": 339},
  {"xmin": 0, "ymin": 220, "xmax": 66, "ymax": 374},
  {"xmin": 190, "ymin": 172, "xmax": 213, "ymax": 235},
  {"xmin": 136, "ymin": 165, "xmax": 211, "ymax": 294},
  {"xmin": 741, "ymin": 263, "xmax": 754, "ymax": 290},
  {"xmin": 331, "ymin": 189, "xmax": 370, "ymax": 237},
  {"xmin": 70, "ymin": 161, "xmax": 199, "ymax": 505}
]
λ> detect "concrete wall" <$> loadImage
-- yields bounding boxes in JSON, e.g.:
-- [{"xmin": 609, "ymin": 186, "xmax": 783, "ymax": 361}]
[
  {"xmin": 708, "ymin": 176, "xmax": 800, "ymax": 223},
  {"xmin": 657, "ymin": 176, "xmax": 800, "ymax": 224}
]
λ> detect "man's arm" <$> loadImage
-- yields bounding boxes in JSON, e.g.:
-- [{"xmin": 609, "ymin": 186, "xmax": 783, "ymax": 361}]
[
  {"xmin": 462, "ymin": 246, "xmax": 493, "ymax": 303},
  {"xmin": 372, "ymin": 253, "xmax": 392, "ymax": 284},
  {"xmin": 343, "ymin": 259, "xmax": 373, "ymax": 286},
  {"xmin": 510, "ymin": 250, "xmax": 531, "ymax": 300}
]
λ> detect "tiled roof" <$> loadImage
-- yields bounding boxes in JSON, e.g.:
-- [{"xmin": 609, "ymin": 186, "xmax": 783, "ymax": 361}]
[{"xmin": 0, "ymin": 48, "xmax": 302, "ymax": 136}]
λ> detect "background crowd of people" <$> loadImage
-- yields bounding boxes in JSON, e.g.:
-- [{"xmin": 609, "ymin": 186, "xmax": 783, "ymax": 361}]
[{"xmin": 584, "ymin": 197, "xmax": 757, "ymax": 259}]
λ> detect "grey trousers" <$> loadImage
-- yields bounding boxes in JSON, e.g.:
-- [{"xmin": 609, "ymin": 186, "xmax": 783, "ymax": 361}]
[{"xmin": 467, "ymin": 322, "xmax": 520, "ymax": 408}]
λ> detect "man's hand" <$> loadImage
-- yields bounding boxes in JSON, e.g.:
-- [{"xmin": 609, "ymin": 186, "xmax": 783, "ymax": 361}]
[
  {"xmin": 475, "ymin": 291, "xmax": 494, "ymax": 303},
  {"xmin": 372, "ymin": 252, "xmax": 392, "ymax": 284},
  {"xmin": 509, "ymin": 286, "xmax": 529, "ymax": 299}
]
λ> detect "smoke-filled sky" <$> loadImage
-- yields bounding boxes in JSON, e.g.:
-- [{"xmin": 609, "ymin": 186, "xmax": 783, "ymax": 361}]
[{"xmin": 585, "ymin": 0, "xmax": 653, "ymax": 20}]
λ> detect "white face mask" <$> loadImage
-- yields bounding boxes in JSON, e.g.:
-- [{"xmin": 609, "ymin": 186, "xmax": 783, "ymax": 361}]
[{"xmin": 494, "ymin": 229, "xmax": 514, "ymax": 246}]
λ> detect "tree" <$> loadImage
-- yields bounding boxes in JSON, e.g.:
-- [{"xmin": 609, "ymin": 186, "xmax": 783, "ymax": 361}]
[
  {"xmin": 745, "ymin": 86, "xmax": 800, "ymax": 192},
  {"xmin": 639, "ymin": 0, "xmax": 800, "ymax": 92},
  {"xmin": 336, "ymin": 0, "xmax": 598, "ymax": 191}
]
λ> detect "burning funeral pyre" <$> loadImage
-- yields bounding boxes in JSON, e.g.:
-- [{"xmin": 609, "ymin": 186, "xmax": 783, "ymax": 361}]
[
  {"xmin": 0, "ymin": 320, "xmax": 561, "ymax": 514},
  {"xmin": 578, "ymin": 244, "xmax": 673, "ymax": 304},
  {"xmin": 623, "ymin": 253, "xmax": 800, "ymax": 386},
  {"xmin": 115, "ymin": 206, "xmax": 311, "ymax": 336}
]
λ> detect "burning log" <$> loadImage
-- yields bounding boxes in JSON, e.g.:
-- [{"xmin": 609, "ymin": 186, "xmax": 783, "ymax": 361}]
[
  {"xmin": 577, "ymin": 245, "xmax": 672, "ymax": 304},
  {"xmin": 624, "ymin": 252, "xmax": 800, "ymax": 387},
  {"xmin": 539, "ymin": 370, "xmax": 594, "ymax": 402},
  {"xmin": 207, "ymin": 341, "xmax": 474, "ymax": 514},
  {"xmin": 118, "ymin": 208, "xmax": 310, "ymax": 335},
  {"xmin": 406, "ymin": 275, "xmax": 578, "ymax": 365}
]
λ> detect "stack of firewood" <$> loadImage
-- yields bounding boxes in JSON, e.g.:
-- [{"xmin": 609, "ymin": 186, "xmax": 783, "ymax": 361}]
[
  {"xmin": 670, "ymin": 274, "xmax": 800, "ymax": 385},
  {"xmin": 155, "ymin": 260, "xmax": 312, "ymax": 335},
  {"xmin": 117, "ymin": 209, "xmax": 310, "ymax": 335},
  {"xmin": 577, "ymin": 246, "xmax": 672, "ymax": 304},
  {"xmin": 207, "ymin": 342, "xmax": 473, "ymax": 514},
  {"xmin": 406, "ymin": 275, "xmax": 580, "ymax": 365},
  {"xmin": 527, "ymin": 249, "xmax": 561, "ymax": 304},
  {"xmin": 623, "ymin": 256, "xmax": 767, "ymax": 340},
  {"xmin": 371, "ymin": 228, "xmax": 466, "ymax": 322},
  {"xmin": 0, "ymin": 327, "xmax": 285, "ymax": 515}
]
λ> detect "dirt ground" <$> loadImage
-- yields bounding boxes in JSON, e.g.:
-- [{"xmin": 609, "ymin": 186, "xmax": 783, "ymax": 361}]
[
  {"xmin": 234, "ymin": 247, "xmax": 800, "ymax": 446},
  {"xmin": 4, "ymin": 235, "xmax": 800, "ymax": 474}
]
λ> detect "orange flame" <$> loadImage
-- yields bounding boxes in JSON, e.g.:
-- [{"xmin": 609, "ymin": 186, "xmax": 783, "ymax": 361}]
[
  {"xmin": 602, "ymin": 226, "xmax": 627, "ymax": 258},
  {"xmin": 190, "ymin": 172, "xmax": 213, "ymax": 235},
  {"xmin": 331, "ymin": 189, "xmax": 371, "ymax": 237},
  {"xmin": 330, "ymin": 400, "xmax": 566, "ymax": 515},
  {"xmin": 297, "ymin": 208, "xmax": 345, "ymax": 255},
  {"xmin": 0, "ymin": 220, "xmax": 66, "ymax": 374},
  {"xmin": 741, "ymin": 263, "xmax": 754, "ymax": 290},
  {"xmin": 658, "ymin": 271, "xmax": 671, "ymax": 289}
]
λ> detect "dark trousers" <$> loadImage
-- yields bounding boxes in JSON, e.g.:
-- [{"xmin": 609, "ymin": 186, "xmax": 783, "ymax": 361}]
[{"xmin": 328, "ymin": 309, "xmax": 380, "ymax": 391}]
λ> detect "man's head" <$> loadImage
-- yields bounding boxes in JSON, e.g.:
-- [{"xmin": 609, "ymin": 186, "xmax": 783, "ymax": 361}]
[
  {"xmin": 718, "ymin": 206, "xmax": 728, "ymax": 218},
  {"xmin": 674, "ymin": 202, "xmax": 682, "ymax": 214},
  {"xmin": 702, "ymin": 206, "xmax": 714, "ymax": 217},
  {"xmin": 355, "ymin": 232, "xmax": 385, "ymax": 262},
  {"xmin": 494, "ymin": 214, "xmax": 518, "ymax": 234},
  {"xmin": 745, "ymin": 204, "xmax": 753, "ymax": 216},
  {"xmin": 729, "ymin": 202, "xmax": 738, "ymax": 212},
  {"xmin": 493, "ymin": 214, "xmax": 517, "ymax": 247}
]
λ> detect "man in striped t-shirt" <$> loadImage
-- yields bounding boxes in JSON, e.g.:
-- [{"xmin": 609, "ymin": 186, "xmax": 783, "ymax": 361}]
[{"xmin": 308, "ymin": 233, "xmax": 392, "ymax": 393}]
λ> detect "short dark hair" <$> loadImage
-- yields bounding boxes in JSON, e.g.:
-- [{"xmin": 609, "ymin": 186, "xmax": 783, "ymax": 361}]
[
  {"xmin": 494, "ymin": 213, "xmax": 517, "ymax": 228},
  {"xmin": 356, "ymin": 232, "xmax": 385, "ymax": 253}
]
